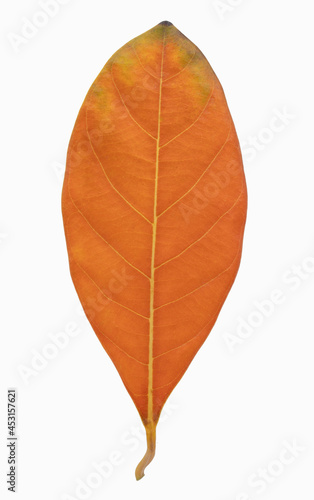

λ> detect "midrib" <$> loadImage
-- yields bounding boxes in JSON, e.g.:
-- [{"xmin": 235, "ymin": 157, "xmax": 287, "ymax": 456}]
[{"xmin": 148, "ymin": 33, "xmax": 165, "ymax": 424}]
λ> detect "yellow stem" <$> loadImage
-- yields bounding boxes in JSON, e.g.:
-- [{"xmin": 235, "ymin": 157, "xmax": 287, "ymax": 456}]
[{"xmin": 135, "ymin": 421, "xmax": 156, "ymax": 480}]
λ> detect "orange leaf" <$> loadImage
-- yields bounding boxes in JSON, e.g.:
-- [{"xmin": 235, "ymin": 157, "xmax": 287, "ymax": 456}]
[{"xmin": 62, "ymin": 21, "xmax": 247, "ymax": 479}]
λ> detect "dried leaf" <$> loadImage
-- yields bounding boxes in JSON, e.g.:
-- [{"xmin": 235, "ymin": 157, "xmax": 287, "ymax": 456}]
[{"xmin": 62, "ymin": 20, "xmax": 247, "ymax": 479}]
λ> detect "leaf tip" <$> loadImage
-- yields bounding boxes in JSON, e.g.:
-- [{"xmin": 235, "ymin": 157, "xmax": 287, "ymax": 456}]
[{"xmin": 159, "ymin": 20, "xmax": 173, "ymax": 27}]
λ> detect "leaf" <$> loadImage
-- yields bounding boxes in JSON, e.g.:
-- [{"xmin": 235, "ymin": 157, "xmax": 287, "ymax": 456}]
[{"xmin": 62, "ymin": 20, "xmax": 247, "ymax": 479}]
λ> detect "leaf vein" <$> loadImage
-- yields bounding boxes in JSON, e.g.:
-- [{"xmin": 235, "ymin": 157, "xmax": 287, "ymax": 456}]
[
  {"xmin": 163, "ymin": 50, "xmax": 196, "ymax": 82},
  {"xmin": 159, "ymin": 80, "xmax": 215, "ymax": 149},
  {"xmin": 156, "ymin": 185, "xmax": 244, "ymax": 269},
  {"xmin": 95, "ymin": 324, "xmax": 149, "ymax": 366},
  {"xmin": 158, "ymin": 120, "xmax": 232, "ymax": 217},
  {"xmin": 67, "ymin": 188, "xmax": 150, "ymax": 279},
  {"xmin": 131, "ymin": 44, "xmax": 160, "ymax": 80},
  {"xmin": 111, "ymin": 64, "xmax": 157, "ymax": 140},
  {"xmin": 154, "ymin": 243, "xmax": 241, "ymax": 312},
  {"xmin": 85, "ymin": 108, "xmax": 152, "ymax": 225},
  {"xmin": 74, "ymin": 258, "xmax": 149, "ymax": 320},
  {"xmin": 153, "ymin": 244, "xmax": 243, "ymax": 360}
]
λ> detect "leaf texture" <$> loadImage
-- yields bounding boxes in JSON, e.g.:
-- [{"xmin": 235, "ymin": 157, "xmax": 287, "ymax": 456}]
[{"xmin": 62, "ymin": 20, "xmax": 247, "ymax": 479}]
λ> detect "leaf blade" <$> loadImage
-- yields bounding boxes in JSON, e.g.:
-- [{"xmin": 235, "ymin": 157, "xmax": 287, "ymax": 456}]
[{"xmin": 62, "ymin": 21, "xmax": 247, "ymax": 479}]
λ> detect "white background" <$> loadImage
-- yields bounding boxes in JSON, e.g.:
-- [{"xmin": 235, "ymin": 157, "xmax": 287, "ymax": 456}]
[{"xmin": 1, "ymin": 0, "xmax": 314, "ymax": 499}]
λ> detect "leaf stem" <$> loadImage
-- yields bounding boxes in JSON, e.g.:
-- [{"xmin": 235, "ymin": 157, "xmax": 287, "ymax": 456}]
[{"xmin": 135, "ymin": 421, "xmax": 156, "ymax": 480}]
